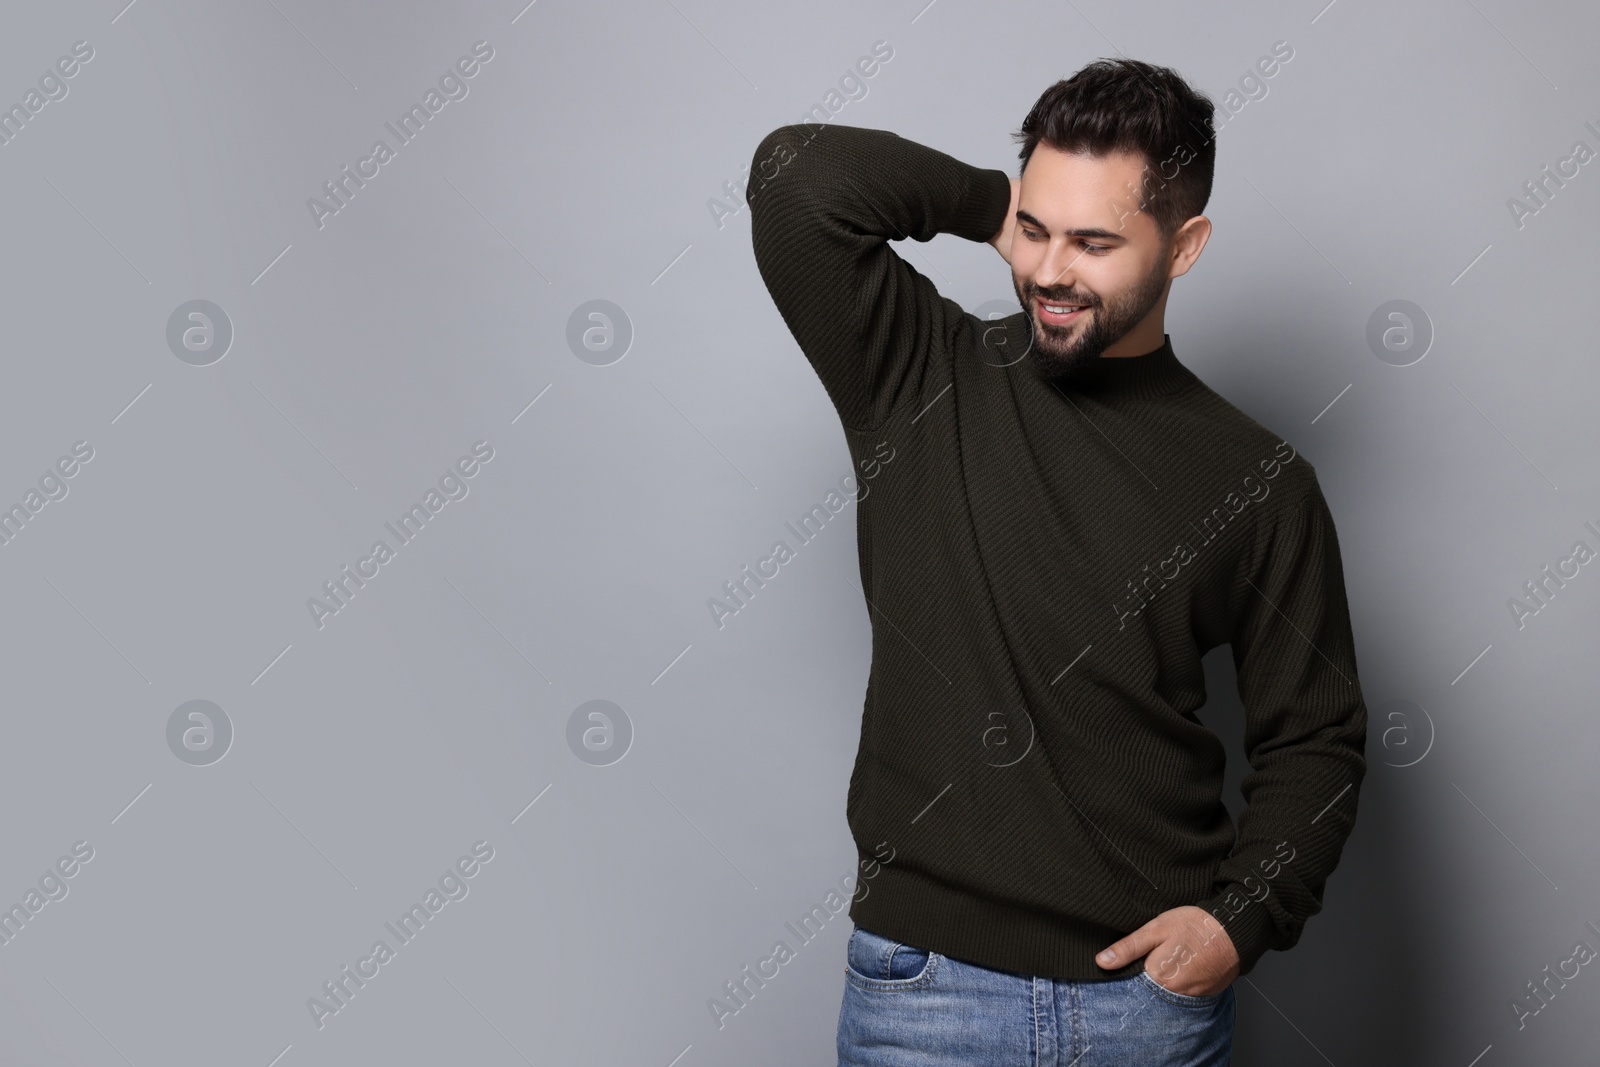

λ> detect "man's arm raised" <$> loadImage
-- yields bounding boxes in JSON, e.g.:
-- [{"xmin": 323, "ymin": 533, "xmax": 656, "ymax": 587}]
[{"xmin": 747, "ymin": 124, "xmax": 1014, "ymax": 433}]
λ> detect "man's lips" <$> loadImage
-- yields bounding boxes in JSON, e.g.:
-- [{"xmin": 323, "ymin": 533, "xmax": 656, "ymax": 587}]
[{"xmin": 1035, "ymin": 296, "xmax": 1089, "ymax": 325}]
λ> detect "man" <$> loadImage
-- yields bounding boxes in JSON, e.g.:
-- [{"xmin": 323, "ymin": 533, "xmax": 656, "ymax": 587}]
[{"xmin": 747, "ymin": 57, "xmax": 1366, "ymax": 1065}]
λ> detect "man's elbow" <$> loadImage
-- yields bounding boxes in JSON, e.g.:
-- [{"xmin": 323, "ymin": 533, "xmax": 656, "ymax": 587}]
[
  {"xmin": 748, "ymin": 124, "xmax": 819, "ymax": 208},
  {"xmin": 754, "ymin": 124, "xmax": 811, "ymax": 164}
]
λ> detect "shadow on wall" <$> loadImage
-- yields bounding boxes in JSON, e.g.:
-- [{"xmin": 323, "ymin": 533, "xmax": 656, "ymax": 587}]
[{"xmin": 1197, "ymin": 644, "xmax": 1426, "ymax": 1067}]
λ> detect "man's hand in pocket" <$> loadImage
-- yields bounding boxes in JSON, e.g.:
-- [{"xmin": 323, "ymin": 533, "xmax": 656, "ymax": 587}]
[{"xmin": 1095, "ymin": 905, "xmax": 1240, "ymax": 997}]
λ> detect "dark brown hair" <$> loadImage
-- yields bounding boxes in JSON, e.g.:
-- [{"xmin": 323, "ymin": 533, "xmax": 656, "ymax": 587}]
[{"xmin": 1013, "ymin": 58, "xmax": 1216, "ymax": 239}]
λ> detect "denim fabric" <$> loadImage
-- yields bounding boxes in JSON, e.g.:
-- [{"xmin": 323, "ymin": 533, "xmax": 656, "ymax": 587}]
[{"xmin": 838, "ymin": 924, "xmax": 1235, "ymax": 1066}]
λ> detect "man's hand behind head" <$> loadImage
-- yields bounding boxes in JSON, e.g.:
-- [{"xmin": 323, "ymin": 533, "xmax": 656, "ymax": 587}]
[{"xmin": 988, "ymin": 177, "xmax": 1022, "ymax": 266}]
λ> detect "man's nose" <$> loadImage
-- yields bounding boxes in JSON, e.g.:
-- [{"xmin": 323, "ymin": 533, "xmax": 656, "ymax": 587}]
[{"xmin": 1032, "ymin": 242, "xmax": 1079, "ymax": 292}]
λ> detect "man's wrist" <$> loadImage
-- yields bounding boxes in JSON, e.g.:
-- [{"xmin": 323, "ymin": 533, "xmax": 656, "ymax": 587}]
[
  {"xmin": 1196, "ymin": 884, "xmax": 1280, "ymax": 976},
  {"xmin": 955, "ymin": 167, "xmax": 1015, "ymax": 246}
]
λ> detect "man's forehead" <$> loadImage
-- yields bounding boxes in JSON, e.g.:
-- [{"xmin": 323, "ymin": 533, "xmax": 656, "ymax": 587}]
[
  {"xmin": 1023, "ymin": 144, "xmax": 1148, "ymax": 189},
  {"xmin": 1020, "ymin": 146, "xmax": 1152, "ymax": 230}
]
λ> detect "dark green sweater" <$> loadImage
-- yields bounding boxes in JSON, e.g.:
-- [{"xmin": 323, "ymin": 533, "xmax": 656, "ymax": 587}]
[{"xmin": 747, "ymin": 122, "xmax": 1366, "ymax": 980}]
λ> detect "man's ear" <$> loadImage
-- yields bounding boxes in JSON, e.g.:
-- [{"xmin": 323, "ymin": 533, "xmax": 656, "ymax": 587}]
[{"xmin": 1168, "ymin": 215, "xmax": 1212, "ymax": 278}]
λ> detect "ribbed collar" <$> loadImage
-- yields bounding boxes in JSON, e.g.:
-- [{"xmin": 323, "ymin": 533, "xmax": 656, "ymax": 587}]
[{"xmin": 993, "ymin": 315, "xmax": 1197, "ymax": 401}]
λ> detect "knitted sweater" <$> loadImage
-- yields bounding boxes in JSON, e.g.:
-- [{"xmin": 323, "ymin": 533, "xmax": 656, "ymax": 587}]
[{"xmin": 746, "ymin": 121, "xmax": 1367, "ymax": 980}]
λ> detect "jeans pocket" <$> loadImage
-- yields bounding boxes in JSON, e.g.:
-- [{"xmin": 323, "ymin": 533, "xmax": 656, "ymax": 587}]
[
  {"xmin": 1136, "ymin": 967, "xmax": 1225, "ymax": 1008},
  {"xmin": 844, "ymin": 925, "xmax": 940, "ymax": 991}
]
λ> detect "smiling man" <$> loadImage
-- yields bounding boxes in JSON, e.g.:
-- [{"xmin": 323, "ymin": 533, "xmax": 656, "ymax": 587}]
[
  {"xmin": 748, "ymin": 58, "xmax": 1367, "ymax": 1065},
  {"xmin": 1002, "ymin": 140, "xmax": 1193, "ymax": 380}
]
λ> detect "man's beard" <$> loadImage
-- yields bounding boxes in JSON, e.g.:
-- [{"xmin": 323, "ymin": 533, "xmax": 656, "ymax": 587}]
[{"xmin": 1011, "ymin": 253, "xmax": 1171, "ymax": 380}]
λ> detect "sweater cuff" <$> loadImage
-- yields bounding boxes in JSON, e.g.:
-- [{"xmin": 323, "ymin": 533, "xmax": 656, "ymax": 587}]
[
  {"xmin": 950, "ymin": 166, "xmax": 1014, "ymax": 245},
  {"xmin": 1197, "ymin": 885, "xmax": 1282, "ymax": 977}
]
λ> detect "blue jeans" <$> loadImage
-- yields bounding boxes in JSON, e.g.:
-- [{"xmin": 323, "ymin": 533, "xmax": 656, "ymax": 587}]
[{"xmin": 838, "ymin": 924, "xmax": 1235, "ymax": 1066}]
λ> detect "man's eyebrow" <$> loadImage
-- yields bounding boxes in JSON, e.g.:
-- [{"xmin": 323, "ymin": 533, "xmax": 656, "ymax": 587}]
[{"xmin": 1014, "ymin": 209, "xmax": 1128, "ymax": 241}]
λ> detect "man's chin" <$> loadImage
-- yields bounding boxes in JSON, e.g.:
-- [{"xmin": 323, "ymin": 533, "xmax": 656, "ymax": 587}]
[
  {"xmin": 1031, "ymin": 310, "xmax": 1091, "ymax": 346},
  {"xmin": 1027, "ymin": 346, "xmax": 1099, "ymax": 380},
  {"xmin": 1023, "ymin": 324, "xmax": 1093, "ymax": 377}
]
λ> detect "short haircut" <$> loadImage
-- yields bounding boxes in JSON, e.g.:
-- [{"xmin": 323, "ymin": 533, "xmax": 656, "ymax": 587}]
[{"xmin": 1013, "ymin": 58, "xmax": 1217, "ymax": 239}]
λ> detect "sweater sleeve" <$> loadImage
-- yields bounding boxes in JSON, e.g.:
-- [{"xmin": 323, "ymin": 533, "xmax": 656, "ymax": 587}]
[
  {"xmin": 746, "ymin": 123, "xmax": 1013, "ymax": 432},
  {"xmin": 1198, "ymin": 480, "xmax": 1368, "ymax": 976}
]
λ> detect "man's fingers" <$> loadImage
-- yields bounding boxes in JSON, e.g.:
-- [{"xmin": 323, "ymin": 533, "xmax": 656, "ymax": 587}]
[
  {"xmin": 1096, "ymin": 921, "xmax": 1160, "ymax": 969},
  {"xmin": 1149, "ymin": 937, "xmax": 1195, "ymax": 980}
]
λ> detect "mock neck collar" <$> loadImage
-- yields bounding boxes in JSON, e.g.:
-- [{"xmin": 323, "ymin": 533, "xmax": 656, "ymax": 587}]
[{"xmin": 989, "ymin": 316, "xmax": 1196, "ymax": 401}]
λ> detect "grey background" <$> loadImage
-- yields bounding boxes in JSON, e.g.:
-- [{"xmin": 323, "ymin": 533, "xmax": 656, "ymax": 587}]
[{"xmin": 0, "ymin": 0, "xmax": 1596, "ymax": 1064}]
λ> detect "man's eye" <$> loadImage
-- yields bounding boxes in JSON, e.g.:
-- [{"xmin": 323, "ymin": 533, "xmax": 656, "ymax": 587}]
[
  {"xmin": 1082, "ymin": 243, "xmax": 1110, "ymax": 254},
  {"xmin": 1022, "ymin": 229, "xmax": 1045, "ymax": 241}
]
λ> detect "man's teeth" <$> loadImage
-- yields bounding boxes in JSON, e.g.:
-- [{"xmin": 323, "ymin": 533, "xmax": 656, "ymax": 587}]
[{"xmin": 1043, "ymin": 304, "xmax": 1083, "ymax": 313}]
